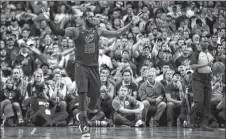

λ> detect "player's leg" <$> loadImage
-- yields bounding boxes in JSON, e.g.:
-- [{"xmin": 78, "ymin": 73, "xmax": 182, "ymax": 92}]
[
  {"xmin": 74, "ymin": 64, "xmax": 90, "ymax": 137},
  {"xmin": 87, "ymin": 67, "xmax": 101, "ymax": 113},
  {"xmin": 0, "ymin": 103, "xmax": 2, "ymax": 126}
]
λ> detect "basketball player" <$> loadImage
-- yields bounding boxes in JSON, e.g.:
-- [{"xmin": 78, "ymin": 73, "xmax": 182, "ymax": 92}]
[
  {"xmin": 41, "ymin": 8, "xmax": 141, "ymax": 137},
  {"xmin": 190, "ymin": 41, "xmax": 214, "ymax": 131}
]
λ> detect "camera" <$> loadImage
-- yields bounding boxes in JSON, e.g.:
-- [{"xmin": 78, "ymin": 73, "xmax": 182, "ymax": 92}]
[{"xmin": 33, "ymin": 83, "xmax": 45, "ymax": 98}]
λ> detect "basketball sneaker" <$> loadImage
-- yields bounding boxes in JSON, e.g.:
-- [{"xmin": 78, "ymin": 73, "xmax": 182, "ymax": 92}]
[
  {"xmin": 135, "ymin": 120, "xmax": 145, "ymax": 127},
  {"xmin": 76, "ymin": 113, "xmax": 90, "ymax": 137}
]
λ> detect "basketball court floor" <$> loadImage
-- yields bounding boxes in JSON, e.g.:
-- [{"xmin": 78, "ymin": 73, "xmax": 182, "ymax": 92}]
[{"xmin": 1, "ymin": 126, "xmax": 225, "ymax": 139}]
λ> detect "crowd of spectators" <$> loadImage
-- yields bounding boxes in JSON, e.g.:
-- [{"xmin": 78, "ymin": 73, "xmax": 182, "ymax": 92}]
[{"xmin": 0, "ymin": 1, "xmax": 225, "ymax": 128}]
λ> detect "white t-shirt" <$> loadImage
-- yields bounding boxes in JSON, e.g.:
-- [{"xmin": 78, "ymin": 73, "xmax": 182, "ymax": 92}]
[{"xmin": 198, "ymin": 52, "xmax": 214, "ymax": 73}]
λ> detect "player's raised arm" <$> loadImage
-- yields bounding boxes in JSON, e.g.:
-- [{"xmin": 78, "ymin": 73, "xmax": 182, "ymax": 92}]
[
  {"xmin": 41, "ymin": 7, "xmax": 79, "ymax": 39},
  {"xmin": 98, "ymin": 13, "xmax": 142, "ymax": 38}
]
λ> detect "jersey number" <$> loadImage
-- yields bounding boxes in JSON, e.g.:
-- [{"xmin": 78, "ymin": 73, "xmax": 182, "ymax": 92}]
[{"xmin": 85, "ymin": 43, "xmax": 95, "ymax": 53}]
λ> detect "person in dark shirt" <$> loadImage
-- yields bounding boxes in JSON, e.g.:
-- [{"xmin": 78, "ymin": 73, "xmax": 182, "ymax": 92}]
[
  {"xmin": 13, "ymin": 47, "xmax": 35, "ymax": 79},
  {"xmin": 41, "ymin": 7, "xmax": 141, "ymax": 137},
  {"xmin": 0, "ymin": 93, "xmax": 16, "ymax": 127},
  {"xmin": 2, "ymin": 78, "xmax": 24, "ymax": 125},
  {"xmin": 208, "ymin": 34, "xmax": 218, "ymax": 57},
  {"xmin": 112, "ymin": 85, "xmax": 144, "ymax": 127},
  {"xmin": 215, "ymin": 44, "xmax": 225, "ymax": 63},
  {"xmin": 165, "ymin": 72, "xmax": 185, "ymax": 127},
  {"xmin": 5, "ymin": 36, "xmax": 20, "ymax": 62},
  {"xmin": 0, "ymin": 48, "xmax": 12, "ymax": 77},
  {"xmin": 134, "ymin": 46, "xmax": 156, "ymax": 76},
  {"xmin": 175, "ymin": 45, "xmax": 192, "ymax": 68},
  {"xmin": 116, "ymin": 69, "xmax": 138, "ymax": 99}
]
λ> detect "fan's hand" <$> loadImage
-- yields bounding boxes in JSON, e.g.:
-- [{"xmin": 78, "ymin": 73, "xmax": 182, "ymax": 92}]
[
  {"xmin": 41, "ymin": 7, "xmax": 50, "ymax": 20},
  {"xmin": 20, "ymin": 42, "xmax": 28, "ymax": 48},
  {"xmin": 131, "ymin": 12, "xmax": 142, "ymax": 25}
]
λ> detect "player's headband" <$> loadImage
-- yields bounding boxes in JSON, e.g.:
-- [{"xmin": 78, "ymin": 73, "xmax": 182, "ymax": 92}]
[{"xmin": 83, "ymin": 11, "xmax": 94, "ymax": 20}]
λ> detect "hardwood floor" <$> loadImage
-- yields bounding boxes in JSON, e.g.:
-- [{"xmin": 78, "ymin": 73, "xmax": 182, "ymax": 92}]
[{"xmin": 0, "ymin": 126, "xmax": 225, "ymax": 139}]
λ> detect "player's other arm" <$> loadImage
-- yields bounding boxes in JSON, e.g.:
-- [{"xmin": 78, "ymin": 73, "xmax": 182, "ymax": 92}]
[
  {"xmin": 61, "ymin": 48, "xmax": 75, "ymax": 56},
  {"xmin": 53, "ymin": 47, "xmax": 75, "ymax": 57},
  {"xmin": 41, "ymin": 7, "xmax": 79, "ymax": 38},
  {"xmin": 98, "ymin": 13, "xmax": 142, "ymax": 38},
  {"xmin": 21, "ymin": 43, "xmax": 48, "ymax": 64},
  {"xmin": 98, "ymin": 22, "xmax": 133, "ymax": 38}
]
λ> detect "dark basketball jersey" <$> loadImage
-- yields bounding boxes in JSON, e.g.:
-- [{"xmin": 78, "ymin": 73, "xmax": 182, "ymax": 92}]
[{"xmin": 74, "ymin": 28, "xmax": 100, "ymax": 67}]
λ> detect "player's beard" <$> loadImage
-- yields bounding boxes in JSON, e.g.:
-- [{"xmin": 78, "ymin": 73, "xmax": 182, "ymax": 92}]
[{"xmin": 86, "ymin": 17, "xmax": 98, "ymax": 28}]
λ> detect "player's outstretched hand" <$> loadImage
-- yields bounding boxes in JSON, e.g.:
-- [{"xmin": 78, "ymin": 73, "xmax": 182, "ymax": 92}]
[
  {"xmin": 41, "ymin": 7, "xmax": 50, "ymax": 20},
  {"xmin": 132, "ymin": 12, "xmax": 142, "ymax": 25}
]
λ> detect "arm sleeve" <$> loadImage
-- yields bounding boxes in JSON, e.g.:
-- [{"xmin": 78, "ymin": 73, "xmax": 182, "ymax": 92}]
[
  {"xmin": 36, "ymin": 54, "xmax": 48, "ymax": 64},
  {"xmin": 47, "ymin": 20, "xmax": 79, "ymax": 38},
  {"xmin": 98, "ymin": 22, "xmax": 132, "ymax": 38},
  {"xmin": 47, "ymin": 20, "xmax": 65, "ymax": 36}
]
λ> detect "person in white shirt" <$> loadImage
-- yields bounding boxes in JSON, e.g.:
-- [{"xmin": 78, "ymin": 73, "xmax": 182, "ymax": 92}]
[{"xmin": 99, "ymin": 47, "xmax": 113, "ymax": 70}]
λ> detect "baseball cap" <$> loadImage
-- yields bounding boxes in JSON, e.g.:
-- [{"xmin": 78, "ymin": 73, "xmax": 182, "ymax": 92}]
[
  {"xmin": 27, "ymin": 39, "xmax": 35, "ymax": 46},
  {"xmin": 122, "ymin": 49, "xmax": 130, "ymax": 54},
  {"xmin": 156, "ymin": 37, "xmax": 162, "ymax": 42},
  {"xmin": 40, "ymin": 63, "xmax": 49, "ymax": 69},
  {"xmin": 7, "ymin": 37, "xmax": 13, "ymax": 40},
  {"xmin": 143, "ymin": 46, "xmax": 150, "ymax": 50},
  {"xmin": 173, "ymin": 71, "xmax": 181, "ymax": 76},
  {"xmin": 11, "ymin": 17, "xmax": 17, "ymax": 22},
  {"xmin": 186, "ymin": 69, "xmax": 193, "ymax": 74}
]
